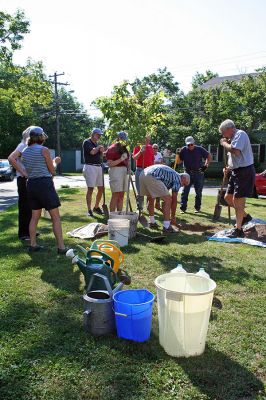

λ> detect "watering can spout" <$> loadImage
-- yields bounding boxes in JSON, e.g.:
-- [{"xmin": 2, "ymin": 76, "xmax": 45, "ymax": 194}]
[{"xmin": 75, "ymin": 258, "xmax": 87, "ymax": 274}]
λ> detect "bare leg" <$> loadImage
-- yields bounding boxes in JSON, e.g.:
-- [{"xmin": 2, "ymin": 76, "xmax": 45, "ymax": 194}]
[
  {"xmin": 49, "ymin": 208, "xmax": 65, "ymax": 249},
  {"xmin": 147, "ymin": 196, "xmax": 155, "ymax": 216},
  {"xmin": 117, "ymin": 192, "xmax": 125, "ymax": 211},
  {"xmin": 110, "ymin": 193, "xmax": 119, "ymax": 212},
  {"xmin": 95, "ymin": 186, "xmax": 103, "ymax": 208},
  {"xmin": 86, "ymin": 187, "xmax": 94, "ymax": 211},
  {"xmin": 161, "ymin": 195, "xmax": 172, "ymax": 221},
  {"xmin": 29, "ymin": 209, "xmax": 42, "ymax": 247},
  {"xmin": 233, "ymin": 197, "xmax": 246, "ymax": 230},
  {"xmin": 225, "ymin": 193, "xmax": 247, "ymax": 218}
]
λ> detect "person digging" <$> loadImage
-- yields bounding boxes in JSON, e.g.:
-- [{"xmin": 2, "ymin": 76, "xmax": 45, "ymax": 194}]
[
  {"xmin": 219, "ymin": 119, "xmax": 255, "ymax": 238},
  {"xmin": 139, "ymin": 164, "xmax": 190, "ymax": 234}
]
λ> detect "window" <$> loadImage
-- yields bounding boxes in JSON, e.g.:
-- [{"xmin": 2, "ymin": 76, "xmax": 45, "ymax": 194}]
[
  {"xmin": 208, "ymin": 145, "xmax": 219, "ymax": 162},
  {"xmin": 251, "ymin": 144, "xmax": 260, "ymax": 164}
]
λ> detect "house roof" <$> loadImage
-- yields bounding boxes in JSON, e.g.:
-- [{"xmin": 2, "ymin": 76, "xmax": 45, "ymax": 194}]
[{"xmin": 201, "ymin": 73, "xmax": 260, "ymax": 89}]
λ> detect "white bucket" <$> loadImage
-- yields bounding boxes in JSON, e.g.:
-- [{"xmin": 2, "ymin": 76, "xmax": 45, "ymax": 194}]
[
  {"xmin": 155, "ymin": 272, "xmax": 216, "ymax": 358},
  {"xmin": 109, "ymin": 212, "xmax": 138, "ymax": 239},
  {"xmin": 108, "ymin": 219, "xmax": 130, "ymax": 247}
]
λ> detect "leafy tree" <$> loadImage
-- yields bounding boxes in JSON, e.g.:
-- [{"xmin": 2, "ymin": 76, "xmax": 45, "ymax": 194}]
[
  {"xmin": 94, "ymin": 80, "xmax": 166, "ymax": 147},
  {"xmin": 0, "ymin": 10, "xmax": 30, "ymax": 61},
  {"xmin": 192, "ymin": 70, "xmax": 218, "ymax": 89}
]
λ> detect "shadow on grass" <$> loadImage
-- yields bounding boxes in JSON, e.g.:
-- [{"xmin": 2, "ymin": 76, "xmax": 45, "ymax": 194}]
[
  {"xmin": 176, "ymin": 345, "xmax": 265, "ymax": 400},
  {"xmin": 0, "ymin": 297, "xmax": 264, "ymax": 400},
  {"xmin": 155, "ymin": 252, "xmax": 264, "ymax": 285}
]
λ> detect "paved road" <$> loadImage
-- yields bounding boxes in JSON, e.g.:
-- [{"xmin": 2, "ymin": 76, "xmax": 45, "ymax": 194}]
[{"xmin": 0, "ymin": 175, "xmax": 219, "ymax": 212}]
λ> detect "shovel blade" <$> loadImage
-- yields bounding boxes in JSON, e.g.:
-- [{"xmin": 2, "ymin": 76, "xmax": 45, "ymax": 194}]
[
  {"xmin": 102, "ymin": 204, "xmax": 109, "ymax": 219},
  {"xmin": 138, "ymin": 214, "xmax": 149, "ymax": 228},
  {"xmin": 213, "ymin": 204, "xmax": 222, "ymax": 221}
]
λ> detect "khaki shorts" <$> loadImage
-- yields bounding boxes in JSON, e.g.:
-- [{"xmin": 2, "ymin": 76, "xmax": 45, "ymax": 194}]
[
  {"xmin": 83, "ymin": 164, "xmax": 103, "ymax": 187},
  {"xmin": 109, "ymin": 166, "xmax": 128, "ymax": 193},
  {"xmin": 140, "ymin": 173, "xmax": 169, "ymax": 198}
]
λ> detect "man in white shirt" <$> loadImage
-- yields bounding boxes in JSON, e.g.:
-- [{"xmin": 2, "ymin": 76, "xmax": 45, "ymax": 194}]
[
  {"xmin": 220, "ymin": 119, "xmax": 255, "ymax": 238},
  {"xmin": 152, "ymin": 144, "xmax": 163, "ymax": 164}
]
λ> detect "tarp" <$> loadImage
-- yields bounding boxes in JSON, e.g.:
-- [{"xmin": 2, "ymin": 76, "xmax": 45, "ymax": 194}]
[
  {"xmin": 208, "ymin": 219, "xmax": 266, "ymax": 248},
  {"xmin": 67, "ymin": 223, "xmax": 108, "ymax": 239}
]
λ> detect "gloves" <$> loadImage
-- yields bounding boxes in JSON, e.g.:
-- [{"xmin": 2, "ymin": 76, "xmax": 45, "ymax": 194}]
[
  {"xmin": 200, "ymin": 165, "xmax": 207, "ymax": 172},
  {"xmin": 120, "ymin": 152, "xmax": 128, "ymax": 161}
]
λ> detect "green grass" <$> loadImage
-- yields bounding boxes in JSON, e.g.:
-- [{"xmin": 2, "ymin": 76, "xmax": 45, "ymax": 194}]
[{"xmin": 0, "ymin": 189, "xmax": 265, "ymax": 400}]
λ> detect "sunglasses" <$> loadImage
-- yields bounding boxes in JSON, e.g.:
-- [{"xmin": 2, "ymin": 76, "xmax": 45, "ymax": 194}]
[{"xmin": 187, "ymin": 144, "xmax": 194, "ymax": 147}]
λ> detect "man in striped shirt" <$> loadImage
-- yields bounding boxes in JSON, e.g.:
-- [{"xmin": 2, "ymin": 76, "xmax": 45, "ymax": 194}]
[{"xmin": 139, "ymin": 165, "xmax": 190, "ymax": 233}]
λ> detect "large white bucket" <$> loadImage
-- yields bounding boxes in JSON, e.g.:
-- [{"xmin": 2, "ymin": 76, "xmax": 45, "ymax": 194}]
[
  {"xmin": 108, "ymin": 219, "xmax": 130, "ymax": 247},
  {"xmin": 109, "ymin": 211, "xmax": 138, "ymax": 239},
  {"xmin": 155, "ymin": 272, "xmax": 216, "ymax": 357}
]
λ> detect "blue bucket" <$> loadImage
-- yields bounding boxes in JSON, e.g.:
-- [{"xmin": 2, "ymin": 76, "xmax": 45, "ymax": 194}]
[{"xmin": 113, "ymin": 289, "xmax": 155, "ymax": 342}]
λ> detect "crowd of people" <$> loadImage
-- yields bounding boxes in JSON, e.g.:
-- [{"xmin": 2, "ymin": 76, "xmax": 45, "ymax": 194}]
[{"xmin": 7, "ymin": 118, "xmax": 256, "ymax": 251}]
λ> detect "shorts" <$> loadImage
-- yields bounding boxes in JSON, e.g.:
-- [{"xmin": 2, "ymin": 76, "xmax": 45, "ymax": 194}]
[
  {"xmin": 109, "ymin": 166, "xmax": 128, "ymax": 193},
  {"xmin": 83, "ymin": 164, "xmax": 103, "ymax": 187},
  {"xmin": 27, "ymin": 177, "xmax": 61, "ymax": 210},
  {"xmin": 226, "ymin": 164, "xmax": 255, "ymax": 198},
  {"xmin": 139, "ymin": 173, "xmax": 169, "ymax": 198}
]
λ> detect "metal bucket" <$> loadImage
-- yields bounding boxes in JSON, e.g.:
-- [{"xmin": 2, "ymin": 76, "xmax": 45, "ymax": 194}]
[{"xmin": 83, "ymin": 273, "xmax": 123, "ymax": 336}]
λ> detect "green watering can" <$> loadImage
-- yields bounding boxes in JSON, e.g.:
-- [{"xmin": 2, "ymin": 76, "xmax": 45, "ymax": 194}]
[{"xmin": 66, "ymin": 246, "xmax": 117, "ymax": 291}]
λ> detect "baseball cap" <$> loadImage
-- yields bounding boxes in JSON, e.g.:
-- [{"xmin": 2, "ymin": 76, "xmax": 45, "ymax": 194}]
[
  {"xmin": 92, "ymin": 128, "xmax": 103, "ymax": 135},
  {"xmin": 185, "ymin": 136, "xmax": 195, "ymax": 145},
  {"xmin": 117, "ymin": 131, "xmax": 128, "ymax": 141},
  {"xmin": 29, "ymin": 126, "xmax": 48, "ymax": 139}
]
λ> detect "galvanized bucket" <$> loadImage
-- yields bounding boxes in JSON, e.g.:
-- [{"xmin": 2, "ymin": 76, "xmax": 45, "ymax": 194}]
[{"xmin": 83, "ymin": 273, "xmax": 123, "ymax": 336}]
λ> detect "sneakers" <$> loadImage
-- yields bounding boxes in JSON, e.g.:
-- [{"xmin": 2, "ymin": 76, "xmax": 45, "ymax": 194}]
[
  {"xmin": 234, "ymin": 214, "xmax": 252, "ymax": 228},
  {"xmin": 57, "ymin": 247, "xmax": 69, "ymax": 255},
  {"xmin": 87, "ymin": 210, "xmax": 94, "ymax": 217},
  {"xmin": 180, "ymin": 209, "xmax": 186, "ymax": 214},
  {"xmin": 149, "ymin": 222, "xmax": 159, "ymax": 230},
  {"xmin": 162, "ymin": 225, "xmax": 179, "ymax": 234},
  {"xmin": 93, "ymin": 207, "xmax": 103, "ymax": 215},
  {"xmin": 194, "ymin": 209, "xmax": 200, "ymax": 213},
  {"xmin": 28, "ymin": 245, "xmax": 45, "ymax": 252},
  {"xmin": 225, "ymin": 228, "xmax": 245, "ymax": 238}
]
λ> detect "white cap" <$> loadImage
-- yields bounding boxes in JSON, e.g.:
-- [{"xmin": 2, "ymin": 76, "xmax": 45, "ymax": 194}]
[{"xmin": 185, "ymin": 136, "xmax": 195, "ymax": 145}]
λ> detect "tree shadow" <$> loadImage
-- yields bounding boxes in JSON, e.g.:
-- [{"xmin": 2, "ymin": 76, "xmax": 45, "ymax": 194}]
[
  {"xmin": 155, "ymin": 252, "xmax": 264, "ymax": 286},
  {"xmin": 177, "ymin": 345, "xmax": 265, "ymax": 400}
]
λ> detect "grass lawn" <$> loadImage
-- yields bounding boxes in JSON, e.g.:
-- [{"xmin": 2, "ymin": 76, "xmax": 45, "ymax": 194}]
[{"xmin": 0, "ymin": 189, "xmax": 265, "ymax": 400}]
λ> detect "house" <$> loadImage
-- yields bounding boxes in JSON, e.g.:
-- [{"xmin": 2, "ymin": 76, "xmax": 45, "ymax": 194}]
[{"xmin": 201, "ymin": 72, "xmax": 260, "ymax": 89}]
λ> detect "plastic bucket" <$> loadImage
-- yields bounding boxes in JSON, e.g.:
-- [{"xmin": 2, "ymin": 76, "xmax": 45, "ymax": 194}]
[
  {"xmin": 155, "ymin": 273, "xmax": 216, "ymax": 357},
  {"xmin": 108, "ymin": 219, "xmax": 130, "ymax": 247},
  {"xmin": 109, "ymin": 211, "xmax": 138, "ymax": 239},
  {"xmin": 113, "ymin": 289, "xmax": 155, "ymax": 342}
]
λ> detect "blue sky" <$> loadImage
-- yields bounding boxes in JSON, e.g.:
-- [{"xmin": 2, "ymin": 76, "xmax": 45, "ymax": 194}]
[{"xmin": 2, "ymin": 0, "xmax": 266, "ymax": 114}]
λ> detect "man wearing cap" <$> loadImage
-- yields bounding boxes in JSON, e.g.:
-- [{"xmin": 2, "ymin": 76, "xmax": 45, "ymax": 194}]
[
  {"xmin": 82, "ymin": 128, "xmax": 104, "ymax": 217},
  {"xmin": 219, "ymin": 119, "xmax": 255, "ymax": 238},
  {"xmin": 132, "ymin": 135, "xmax": 154, "ymax": 210},
  {"xmin": 139, "ymin": 165, "xmax": 190, "ymax": 233},
  {"xmin": 179, "ymin": 136, "xmax": 212, "ymax": 213},
  {"xmin": 105, "ymin": 132, "xmax": 129, "ymax": 212}
]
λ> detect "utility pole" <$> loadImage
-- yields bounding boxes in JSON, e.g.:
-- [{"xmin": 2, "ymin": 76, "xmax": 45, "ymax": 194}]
[{"xmin": 49, "ymin": 72, "xmax": 69, "ymax": 174}]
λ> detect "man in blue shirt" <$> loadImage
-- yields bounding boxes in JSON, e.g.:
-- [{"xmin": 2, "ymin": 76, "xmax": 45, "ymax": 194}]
[
  {"xmin": 140, "ymin": 165, "xmax": 190, "ymax": 233},
  {"xmin": 220, "ymin": 119, "xmax": 255, "ymax": 238},
  {"xmin": 179, "ymin": 136, "xmax": 212, "ymax": 213}
]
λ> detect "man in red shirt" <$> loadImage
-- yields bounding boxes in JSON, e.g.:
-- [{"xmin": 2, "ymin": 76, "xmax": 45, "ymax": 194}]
[
  {"xmin": 105, "ymin": 132, "xmax": 129, "ymax": 212},
  {"xmin": 132, "ymin": 135, "xmax": 154, "ymax": 211}
]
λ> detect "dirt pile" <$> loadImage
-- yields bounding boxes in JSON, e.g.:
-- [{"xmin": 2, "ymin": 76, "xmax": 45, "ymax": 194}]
[
  {"xmin": 244, "ymin": 224, "xmax": 266, "ymax": 243},
  {"xmin": 177, "ymin": 223, "xmax": 215, "ymax": 232}
]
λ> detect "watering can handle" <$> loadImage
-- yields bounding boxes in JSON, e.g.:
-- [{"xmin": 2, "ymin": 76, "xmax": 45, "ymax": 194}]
[
  {"xmin": 86, "ymin": 249, "xmax": 114, "ymax": 269},
  {"xmin": 86, "ymin": 273, "xmax": 113, "ymax": 297},
  {"xmin": 98, "ymin": 243, "xmax": 125, "ymax": 264}
]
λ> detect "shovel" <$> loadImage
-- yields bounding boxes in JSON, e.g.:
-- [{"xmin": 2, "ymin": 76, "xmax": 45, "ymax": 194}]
[
  {"xmin": 129, "ymin": 175, "xmax": 149, "ymax": 228},
  {"xmin": 213, "ymin": 174, "xmax": 227, "ymax": 221},
  {"xmin": 136, "ymin": 231, "xmax": 166, "ymax": 243},
  {"xmin": 101, "ymin": 164, "xmax": 109, "ymax": 219}
]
